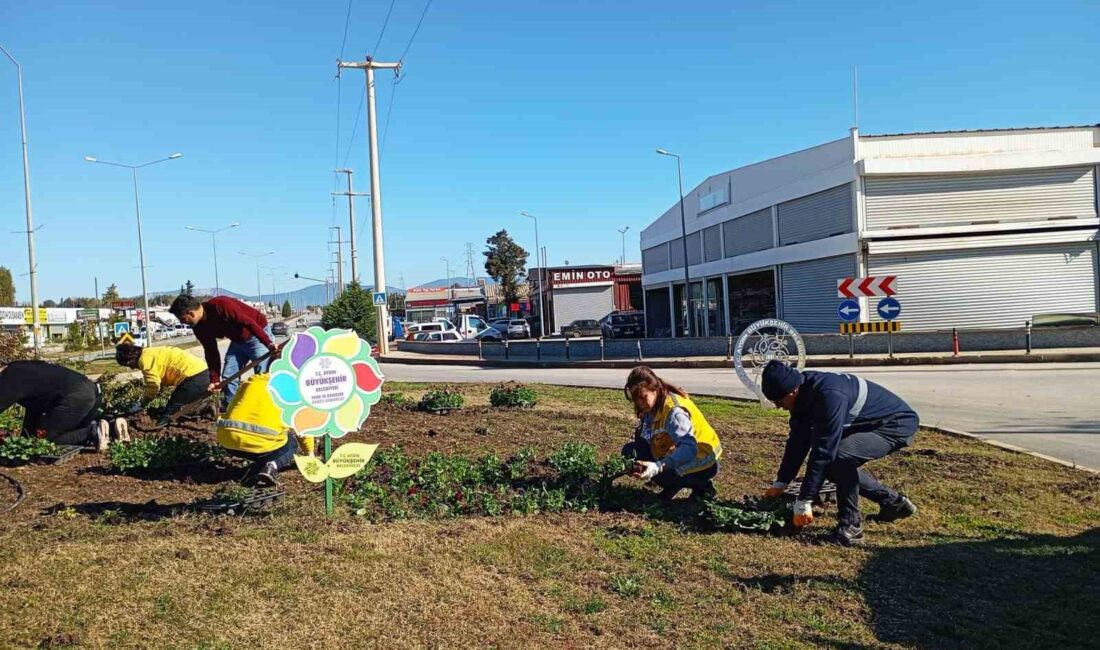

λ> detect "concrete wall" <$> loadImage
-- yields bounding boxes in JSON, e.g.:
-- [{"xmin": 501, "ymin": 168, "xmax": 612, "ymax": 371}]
[{"xmin": 406, "ymin": 325, "xmax": 1100, "ymax": 360}]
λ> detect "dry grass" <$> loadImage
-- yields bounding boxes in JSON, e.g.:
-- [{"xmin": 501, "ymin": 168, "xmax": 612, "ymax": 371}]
[{"xmin": 0, "ymin": 382, "xmax": 1096, "ymax": 649}]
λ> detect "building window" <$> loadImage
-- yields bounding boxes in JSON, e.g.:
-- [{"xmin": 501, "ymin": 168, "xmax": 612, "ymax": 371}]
[
  {"xmin": 727, "ymin": 269, "xmax": 776, "ymax": 334},
  {"xmin": 642, "ymin": 244, "xmax": 669, "ymax": 274},
  {"xmin": 686, "ymin": 231, "xmax": 703, "ymax": 266},
  {"xmin": 698, "ymin": 181, "xmax": 731, "ymax": 214},
  {"xmin": 669, "ymin": 237, "xmax": 685, "ymax": 269},
  {"xmin": 706, "ymin": 277, "xmax": 725, "ymax": 336},
  {"xmin": 645, "ymin": 287, "xmax": 671, "ymax": 338}
]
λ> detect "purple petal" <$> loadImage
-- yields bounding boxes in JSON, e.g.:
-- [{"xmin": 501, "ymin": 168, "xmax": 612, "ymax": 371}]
[{"xmin": 290, "ymin": 333, "xmax": 317, "ymax": 369}]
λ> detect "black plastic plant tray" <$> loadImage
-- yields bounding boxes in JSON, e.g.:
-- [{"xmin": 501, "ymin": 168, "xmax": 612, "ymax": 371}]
[
  {"xmin": 783, "ymin": 478, "xmax": 838, "ymax": 502},
  {"xmin": 192, "ymin": 488, "xmax": 285, "ymax": 515},
  {"xmin": 38, "ymin": 445, "xmax": 84, "ymax": 465},
  {"xmin": 422, "ymin": 407, "xmax": 460, "ymax": 415}
]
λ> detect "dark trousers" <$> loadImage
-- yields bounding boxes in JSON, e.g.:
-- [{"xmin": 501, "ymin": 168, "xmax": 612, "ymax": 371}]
[
  {"xmin": 23, "ymin": 389, "xmax": 100, "ymax": 445},
  {"xmin": 621, "ymin": 439, "xmax": 718, "ymax": 492},
  {"xmin": 226, "ymin": 434, "xmax": 298, "ymax": 475},
  {"xmin": 829, "ymin": 414, "xmax": 917, "ymax": 526},
  {"xmin": 162, "ymin": 371, "xmax": 211, "ymax": 417}
]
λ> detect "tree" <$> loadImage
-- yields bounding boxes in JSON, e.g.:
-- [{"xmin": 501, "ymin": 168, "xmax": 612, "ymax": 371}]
[
  {"xmin": 0, "ymin": 267, "xmax": 14, "ymax": 306},
  {"xmin": 63, "ymin": 322, "xmax": 85, "ymax": 351},
  {"xmin": 102, "ymin": 283, "xmax": 120, "ymax": 304},
  {"xmin": 182, "ymin": 280, "xmax": 195, "ymax": 297},
  {"xmin": 483, "ymin": 230, "xmax": 529, "ymax": 307},
  {"xmin": 281, "ymin": 299, "xmax": 292, "ymax": 318},
  {"xmin": 42, "ymin": 299, "xmax": 58, "ymax": 308},
  {"xmin": 0, "ymin": 331, "xmax": 28, "ymax": 364},
  {"xmin": 321, "ymin": 281, "xmax": 377, "ymax": 342}
]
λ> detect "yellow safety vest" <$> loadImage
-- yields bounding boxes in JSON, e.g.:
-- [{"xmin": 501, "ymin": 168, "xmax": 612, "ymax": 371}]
[
  {"xmin": 216, "ymin": 374, "xmax": 288, "ymax": 454},
  {"xmin": 647, "ymin": 394, "xmax": 722, "ymax": 475}
]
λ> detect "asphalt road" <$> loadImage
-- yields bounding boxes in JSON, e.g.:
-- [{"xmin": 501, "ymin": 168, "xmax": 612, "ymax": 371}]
[{"xmin": 380, "ymin": 361, "xmax": 1100, "ymax": 472}]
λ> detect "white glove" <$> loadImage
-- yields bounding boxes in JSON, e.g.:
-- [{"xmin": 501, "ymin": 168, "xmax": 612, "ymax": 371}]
[
  {"xmin": 792, "ymin": 498, "xmax": 814, "ymax": 527},
  {"xmin": 635, "ymin": 461, "xmax": 662, "ymax": 482}
]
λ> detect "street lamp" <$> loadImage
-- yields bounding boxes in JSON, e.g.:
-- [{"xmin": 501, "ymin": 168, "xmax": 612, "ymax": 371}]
[
  {"xmin": 1, "ymin": 44, "xmax": 40, "ymax": 353},
  {"xmin": 239, "ymin": 250, "xmax": 274, "ymax": 304},
  {"xmin": 86, "ymin": 152, "xmax": 184, "ymax": 347},
  {"xmin": 617, "ymin": 226, "xmax": 630, "ymax": 265},
  {"xmin": 440, "ymin": 256, "xmax": 453, "ymax": 305},
  {"xmin": 520, "ymin": 211, "xmax": 544, "ymax": 334},
  {"xmin": 185, "ymin": 222, "xmax": 239, "ymax": 297},
  {"xmin": 656, "ymin": 148, "xmax": 694, "ymax": 338},
  {"xmin": 295, "ymin": 271, "xmax": 330, "ymax": 307}
]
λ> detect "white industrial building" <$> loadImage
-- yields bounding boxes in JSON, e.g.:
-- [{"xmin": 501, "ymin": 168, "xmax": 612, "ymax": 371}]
[{"xmin": 640, "ymin": 124, "xmax": 1100, "ymax": 336}]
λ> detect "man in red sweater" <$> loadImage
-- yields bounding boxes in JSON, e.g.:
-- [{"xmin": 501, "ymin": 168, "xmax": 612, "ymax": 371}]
[{"xmin": 170, "ymin": 294, "xmax": 277, "ymax": 406}]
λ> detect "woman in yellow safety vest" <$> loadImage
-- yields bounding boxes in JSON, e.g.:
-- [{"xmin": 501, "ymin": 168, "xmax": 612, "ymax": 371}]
[
  {"xmin": 622, "ymin": 366, "xmax": 722, "ymax": 501},
  {"xmin": 115, "ymin": 343, "xmax": 210, "ymax": 426}
]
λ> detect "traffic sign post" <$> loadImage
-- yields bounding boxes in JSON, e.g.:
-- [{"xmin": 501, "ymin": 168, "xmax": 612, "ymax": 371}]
[
  {"xmin": 877, "ymin": 297, "xmax": 902, "ymax": 359},
  {"xmin": 372, "ymin": 291, "xmax": 386, "ymax": 306},
  {"xmin": 113, "ymin": 322, "xmax": 130, "ymax": 337},
  {"xmin": 837, "ymin": 275, "xmax": 897, "ymax": 298},
  {"xmin": 837, "ymin": 298, "xmax": 860, "ymax": 359}
]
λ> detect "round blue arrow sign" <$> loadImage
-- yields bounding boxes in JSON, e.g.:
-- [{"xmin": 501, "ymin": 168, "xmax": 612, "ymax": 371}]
[
  {"xmin": 837, "ymin": 299, "xmax": 861, "ymax": 322},
  {"xmin": 877, "ymin": 297, "xmax": 901, "ymax": 321}
]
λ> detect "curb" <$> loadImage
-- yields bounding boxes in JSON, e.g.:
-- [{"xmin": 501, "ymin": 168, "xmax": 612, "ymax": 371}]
[
  {"xmin": 923, "ymin": 425, "xmax": 1099, "ymax": 475},
  {"xmin": 380, "ymin": 351, "xmax": 1100, "ymax": 369}
]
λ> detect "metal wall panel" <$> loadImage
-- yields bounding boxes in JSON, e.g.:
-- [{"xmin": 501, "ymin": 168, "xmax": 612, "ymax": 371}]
[
  {"xmin": 780, "ymin": 254, "xmax": 857, "ymax": 333},
  {"xmin": 553, "ymin": 286, "xmax": 614, "ymax": 333},
  {"xmin": 864, "ymin": 167, "xmax": 1097, "ymax": 230},
  {"xmin": 643, "ymin": 244, "xmax": 669, "ymax": 274},
  {"xmin": 867, "ymin": 242, "xmax": 1097, "ymax": 330},
  {"xmin": 703, "ymin": 224, "xmax": 722, "ymax": 262},
  {"xmin": 686, "ymin": 231, "xmax": 703, "ymax": 266},
  {"xmin": 723, "ymin": 208, "xmax": 774, "ymax": 257},
  {"xmin": 777, "ymin": 183, "xmax": 853, "ymax": 246},
  {"xmin": 669, "ymin": 236, "xmax": 685, "ymax": 269}
]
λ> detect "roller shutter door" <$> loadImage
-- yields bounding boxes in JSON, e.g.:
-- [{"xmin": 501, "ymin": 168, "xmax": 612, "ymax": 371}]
[
  {"xmin": 867, "ymin": 241, "xmax": 1098, "ymax": 330},
  {"xmin": 553, "ymin": 286, "xmax": 614, "ymax": 333},
  {"xmin": 724, "ymin": 208, "xmax": 774, "ymax": 257},
  {"xmin": 686, "ymin": 231, "xmax": 703, "ymax": 266},
  {"xmin": 780, "ymin": 254, "xmax": 857, "ymax": 333},
  {"xmin": 643, "ymin": 244, "xmax": 669, "ymax": 273},
  {"xmin": 864, "ymin": 167, "xmax": 1097, "ymax": 230},
  {"xmin": 703, "ymin": 225, "xmax": 722, "ymax": 262},
  {"xmin": 778, "ymin": 184, "xmax": 853, "ymax": 246}
]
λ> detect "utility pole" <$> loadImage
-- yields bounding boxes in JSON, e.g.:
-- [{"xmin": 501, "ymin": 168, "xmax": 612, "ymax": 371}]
[
  {"xmin": 338, "ymin": 56, "xmax": 400, "ymax": 355},
  {"xmin": 0, "ymin": 45, "xmax": 40, "ymax": 354},
  {"xmin": 464, "ymin": 242, "xmax": 476, "ymax": 286},
  {"xmin": 618, "ymin": 226, "xmax": 630, "ymax": 265},
  {"xmin": 332, "ymin": 168, "xmax": 368, "ymax": 284},
  {"xmin": 329, "ymin": 226, "xmax": 344, "ymax": 295}
]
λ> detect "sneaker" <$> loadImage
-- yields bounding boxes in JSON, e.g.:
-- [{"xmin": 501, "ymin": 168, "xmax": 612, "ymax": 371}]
[
  {"xmin": 831, "ymin": 523, "xmax": 865, "ymax": 547},
  {"xmin": 112, "ymin": 418, "xmax": 130, "ymax": 443},
  {"xmin": 689, "ymin": 483, "xmax": 717, "ymax": 502},
  {"xmin": 875, "ymin": 495, "xmax": 917, "ymax": 523},
  {"xmin": 94, "ymin": 420, "xmax": 110, "ymax": 452},
  {"xmin": 254, "ymin": 461, "xmax": 280, "ymax": 488}
]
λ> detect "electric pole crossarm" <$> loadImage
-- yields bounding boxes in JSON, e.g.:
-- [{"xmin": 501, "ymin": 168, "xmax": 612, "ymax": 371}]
[{"xmin": 337, "ymin": 60, "xmax": 401, "ymax": 71}]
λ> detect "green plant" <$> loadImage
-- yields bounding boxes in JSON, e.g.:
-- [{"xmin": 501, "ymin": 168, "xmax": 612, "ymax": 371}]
[
  {"xmin": 418, "ymin": 387, "xmax": 464, "ymax": 411},
  {"xmin": 321, "ymin": 281, "xmax": 377, "ymax": 342},
  {"xmin": 107, "ymin": 436, "xmax": 224, "ymax": 472},
  {"xmin": 0, "ymin": 330, "xmax": 28, "ymax": 364},
  {"xmin": 548, "ymin": 441, "xmax": 600, "ymax": 484},
  {"xmin": 96, "ymin": 373, "xmax": 171, "ymax": 418},
  {"xmin": 0, "ymin": 435, "xmax": 60, "ymax": 462},
  {"xmin": 0, "ymin": 405, "xmax": 24, "ymax": 434},
  {"xmin": 489, "ymin": 384, "xmax": 538, "ymax": 409},
  {"xmin": 610, "ymin": 575, "xmax": 642, "ymax": 598},
  {"xmin": 380, "ymin": 392, "xmax": 415, "ymax": 410},
  {"xmin": 700, "ymin": 498, "xmax": 787, "ymax": 532}
]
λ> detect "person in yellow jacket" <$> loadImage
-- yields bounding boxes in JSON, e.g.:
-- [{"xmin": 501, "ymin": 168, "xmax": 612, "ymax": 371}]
[
  {"xmin": 115, "ymin": 343, "xmax": 210, "ymax": 426},
  {"xmin": 622, "ymin": 366, "xmax": 722, "ymax": 501},
  {"xmin": 216, "ymin": 373, "xmax": 301, "ymax": 486}
]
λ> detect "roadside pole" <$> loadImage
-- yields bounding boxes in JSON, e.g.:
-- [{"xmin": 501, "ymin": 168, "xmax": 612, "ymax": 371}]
[{"xmin": 332, "ymin": 169, "xmax": 368, "ymax": 283}]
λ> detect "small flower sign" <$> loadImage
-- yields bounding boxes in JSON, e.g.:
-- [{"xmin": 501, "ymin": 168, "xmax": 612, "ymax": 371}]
[{"xmin": 267, "ymin": 327, "xmax": 384, "ymax": 438}]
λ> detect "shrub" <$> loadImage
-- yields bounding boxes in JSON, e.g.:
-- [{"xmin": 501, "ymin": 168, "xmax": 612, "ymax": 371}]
[
  {"xmin": 0, "ymin": 331, "xmax": 29, "ymax": 364},
  {"xmin": 107, "ymin": 435, "xmax": 224, "ymax": 472},
  {"xmin": 96, "ymin": 373, "xmax": 171, "ymax": 418},
  {"xmin": 418, "ymin": 387, "xmax": 464, "ymax": 411},
  {"xmin": 380, "ymin": 392, "xmax": 415, "ymax": 410},
  {"xmin": 0, "ymin": 435, "xmax": 60, "ymax": 462},
  {"xmin": 0, "ymin": 405, "xmax": 24, "ymax": 434},
  {"xmin": 489, "ymin": 384, "xmax": 538, "ymax": 409}
]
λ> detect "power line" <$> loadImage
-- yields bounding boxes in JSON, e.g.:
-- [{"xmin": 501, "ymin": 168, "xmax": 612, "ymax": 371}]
[
  {"xmin": 371, "ymin": 0, "xmax": 398, "ymax": 55},
  {"xmin": 338, "ymin": 0, "xmax": 354, "ymax": 59},
  {"xmin": 399, "ymin": 0, "xmax": 435, "ymax": 63}
]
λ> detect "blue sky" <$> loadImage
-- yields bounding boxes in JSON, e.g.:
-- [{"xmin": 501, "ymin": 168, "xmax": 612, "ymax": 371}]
[{"xmin": 1, "ymin": 0, "xmax": 1097, "ymax": 300}]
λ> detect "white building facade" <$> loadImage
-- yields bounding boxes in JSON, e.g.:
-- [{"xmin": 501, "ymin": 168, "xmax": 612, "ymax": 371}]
[{"xmin": 640, "ymin": 125, "xmax": 1100, "ymax": 336}]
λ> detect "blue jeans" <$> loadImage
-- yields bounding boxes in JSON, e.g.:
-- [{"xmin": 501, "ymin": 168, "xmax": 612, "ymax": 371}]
[
  {"xmin": 221, "ymin": 325, "xmax": 274, "ymax": 407},
  {"xmin": 621, "ymin": 439, "xmax": 719, "ymax": 493}
]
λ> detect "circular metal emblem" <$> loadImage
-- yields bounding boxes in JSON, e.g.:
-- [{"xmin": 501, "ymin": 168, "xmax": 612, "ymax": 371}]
[{"xmin": 733, "ymin": 318, "xmax": 806, "ymax": 404}]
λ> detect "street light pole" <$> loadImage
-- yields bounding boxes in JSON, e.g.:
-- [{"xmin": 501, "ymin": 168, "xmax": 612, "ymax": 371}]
[
  {"xmin": 618, "ymin": 226, "xmax": 630, "ymax": 265},
  {"xmin": 239, "ymin": 251, "xmax": 274, "ymax": 305},
  {"xmin": 86, "ymin": 152, "xmax": 183, "ymax": 347},
  {"xmin": 440, "ymin": 257, "xmax": 452, "ymax": 306},
  {"xmin": 520, "ymin": 212, "xmax": 544, "ymax": 334},
  {"xmin": 1, "ymin": 44, "xmax": 40, "ymax": 353},
  {"xmin": 656, "ymin": 149, "xmax": 694, "ymax": 338},
  {"xmin": 185, "ymin": 222, "xmax": 239, "ymax": 296}
]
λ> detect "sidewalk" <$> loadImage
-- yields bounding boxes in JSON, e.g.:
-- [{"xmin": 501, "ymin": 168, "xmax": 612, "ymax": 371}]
[{"xmin": 380, "ymin": 346, "xmax": 1100, "ymax": 369}]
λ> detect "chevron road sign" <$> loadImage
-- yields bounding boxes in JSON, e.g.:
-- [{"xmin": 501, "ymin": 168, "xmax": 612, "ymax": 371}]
[{"xmin": 837, "ymin": 276, "xmax": 897, "ymax": 299}]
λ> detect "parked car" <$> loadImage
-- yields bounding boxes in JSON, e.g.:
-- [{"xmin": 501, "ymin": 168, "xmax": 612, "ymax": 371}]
[
  {"xmin": 601, "ymin": 311, "xmax": 644, "ymax": 339},
  {"xmin": 423, "ymin": 331, "xmax": 463, "ymax": 342},
  {"xmin": 488, "ymin": 319, "xmax": 510, "ymax": 333},
  {"xmin": 474, "ymin": 327, "xmax": 503, "ymax": 341},
  {"xmin": 561, "ymin": 319, "xmax": 603, "ymax": 338},
  {"xmin": 272, "ymin": 321, "xmax": 288, "ymax": 336},
  {"xmin": 505, "ymin": 319, "xmax": 530, "ymax": 339},
  {"xmin": 405, "ymin": 321, "xmax": 455, "ymax": 341}
]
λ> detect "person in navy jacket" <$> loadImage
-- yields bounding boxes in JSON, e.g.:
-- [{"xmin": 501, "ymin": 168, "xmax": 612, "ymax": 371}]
[{"xmin": 761, "ymin": 360, "xmax": 919, "ymax": 546}]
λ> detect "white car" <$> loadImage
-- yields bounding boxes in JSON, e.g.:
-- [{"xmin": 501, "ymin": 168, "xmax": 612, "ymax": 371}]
[{"xmin": 423, "ymin": 331, "xmax": 463, "ymax": 342}]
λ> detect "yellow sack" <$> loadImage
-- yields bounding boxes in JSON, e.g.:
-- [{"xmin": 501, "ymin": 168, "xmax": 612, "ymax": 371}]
[{"xmin": 216, "ymin": 374, "xmax": 289, "ymax": 455}]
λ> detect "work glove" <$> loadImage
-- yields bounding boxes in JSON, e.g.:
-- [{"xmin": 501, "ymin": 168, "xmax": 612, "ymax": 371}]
[
  {"xmin": 763, "ymin": 481, "xmax": 788, "ymax": 498},
  {"xmin": 633, "ymin": 461, "xmax": 662, "ymax": 482},
  {"xmin": 792, "ymin": 499, "xmax": 814, "ymax": 528}
]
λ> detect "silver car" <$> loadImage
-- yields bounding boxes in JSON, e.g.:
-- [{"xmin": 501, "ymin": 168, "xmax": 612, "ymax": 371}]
[{"xmin": 505, "ymin": 319, "xmax": 530, "ymax": 339}]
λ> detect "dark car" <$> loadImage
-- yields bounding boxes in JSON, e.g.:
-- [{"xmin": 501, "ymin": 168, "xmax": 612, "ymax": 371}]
[
  {"xmin": 561, "ymin": 319, "xmax": 603, "ymax": 338},
  {"xmin": 601, "ymin": 311, "xmax": 644, "ymax": 339},
  {"xmin": 272, "ymin": 321, "xmax": 288, "ymax": 336}
]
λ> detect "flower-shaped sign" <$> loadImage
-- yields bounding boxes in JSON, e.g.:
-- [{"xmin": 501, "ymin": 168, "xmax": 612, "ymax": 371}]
[{"xmin": 267, "ymin": 327, "xmax": 384, "ymax": 438}]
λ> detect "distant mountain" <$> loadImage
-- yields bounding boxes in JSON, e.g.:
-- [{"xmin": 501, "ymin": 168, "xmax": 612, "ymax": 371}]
[
  {"xmin": 149, "ymin": 284, "xmax": 403, "ymax": 309},
  {"xmin": 413, "ymin": 276, "xmax": 496, "ymax": 289}
]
